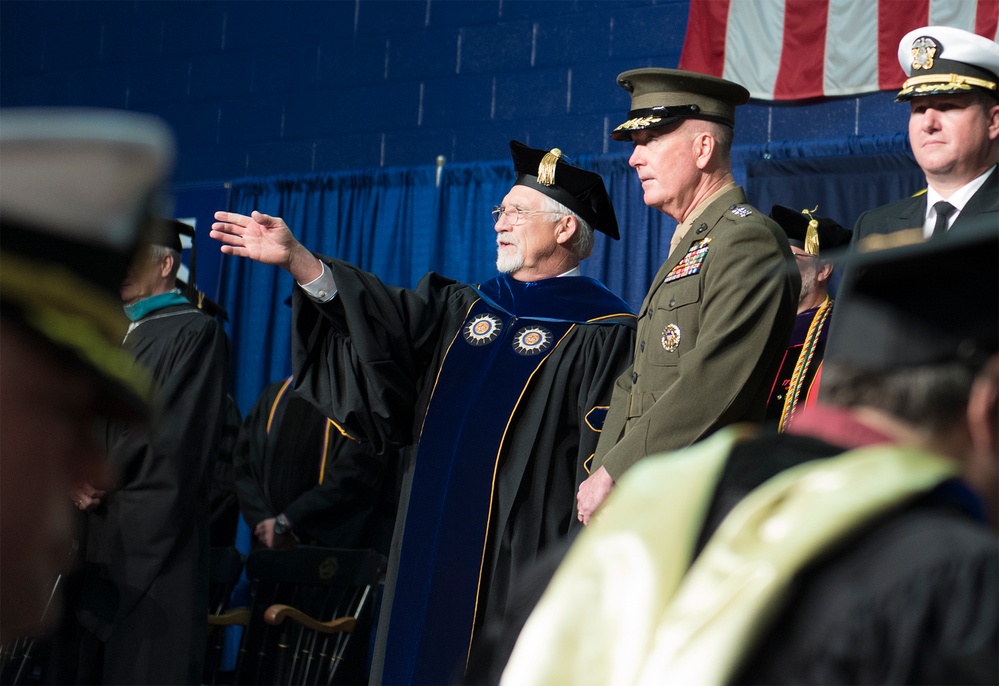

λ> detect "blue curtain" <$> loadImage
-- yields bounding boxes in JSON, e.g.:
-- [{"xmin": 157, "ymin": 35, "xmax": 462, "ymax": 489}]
[
  {"xmin": 742, "ymin": 133, "xmax": 923, "ymax": 228},
  {"xmin": 219, "ymin": 134, "xmax": 917, "ymax": 412}
]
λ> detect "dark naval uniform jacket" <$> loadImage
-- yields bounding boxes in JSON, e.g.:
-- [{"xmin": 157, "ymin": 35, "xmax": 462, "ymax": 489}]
[
  {"xmin": 593, "ymin": 185, "xmax": 800, "ymax": 480},
  {"xmin": 853, "ymin": 166, "xmax": 998, "ymax": 245}
]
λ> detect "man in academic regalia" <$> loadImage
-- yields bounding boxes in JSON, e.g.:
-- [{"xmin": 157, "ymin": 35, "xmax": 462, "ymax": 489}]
[
  {"xmin": 233, "ymin": 376, "xmax": 398, "ymax": 554},
  {"xmin": 503, "ymin": 225, "xmax": 998, "ymax": 686},
  {"xmin": 853, "ymin": 26, "xmax": 998, "ymax": 249},
  {"xmin": 70, "ymin": 219, "xmax": 232, "ymax": 684},
  {"xmin": 764, "ymin": 205, "xmax": 852, "ymax": 429},
  {"xmin": 212, "ymin": 142, "xmax": 636, "ymax": 684}
]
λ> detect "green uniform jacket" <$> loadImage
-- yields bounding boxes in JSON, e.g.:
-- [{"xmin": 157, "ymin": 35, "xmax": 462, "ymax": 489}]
[{"xmin": 593, "ymin": 185, "xmax": 799, "ymax": 480}]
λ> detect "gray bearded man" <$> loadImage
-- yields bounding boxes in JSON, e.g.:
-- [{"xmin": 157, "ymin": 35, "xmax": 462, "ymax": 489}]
[{"xmin": 212, "ymin": 141, "xmax": 636, "ymax": 684}]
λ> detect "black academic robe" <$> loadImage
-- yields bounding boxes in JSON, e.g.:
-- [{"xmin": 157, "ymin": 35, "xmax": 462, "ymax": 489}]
[
  {"xmin": 82, "ymin": 302, "xmax": 230, "ymax": 685},
  {"xmin": 291, "ymin": 258, "xmax": 636, "ymax": 685},
  {"xmin": 233, "ymin": 378, "xmax": 398, "ymax": 553},
  {"xmin": 694, "ymin": 432, "xmax": 998, "ymax": 685}
]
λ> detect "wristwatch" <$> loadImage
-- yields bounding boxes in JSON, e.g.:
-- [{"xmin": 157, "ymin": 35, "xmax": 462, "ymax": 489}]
[{"xmin": 273, "ymin": 515, "xmax": 290, "ymax": 536}]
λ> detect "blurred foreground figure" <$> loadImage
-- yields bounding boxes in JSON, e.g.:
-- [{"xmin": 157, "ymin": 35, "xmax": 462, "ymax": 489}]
[
  {"xmin": 504, "ymin": 226, "xmax": 998, "ymax": 685},
  {"xmin": 0, "ymin": 109, "xmax": 173, "ymax": 642}
]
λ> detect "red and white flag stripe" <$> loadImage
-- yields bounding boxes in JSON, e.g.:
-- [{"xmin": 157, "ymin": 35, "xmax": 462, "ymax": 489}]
[{"xmin": 679, "ymin": 0, "xmax": 999, "ymax": 101}]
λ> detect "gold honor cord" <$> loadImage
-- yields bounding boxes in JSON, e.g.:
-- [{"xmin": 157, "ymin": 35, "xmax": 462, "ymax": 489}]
[{"xmin": 778, "ymin": 296, "xmax": 833, "ymax": 432}]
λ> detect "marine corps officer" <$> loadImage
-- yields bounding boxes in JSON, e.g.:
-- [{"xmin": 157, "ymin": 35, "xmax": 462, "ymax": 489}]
[{"xmin": 577, "ymin": 68, "xmax": 800, "ymax": 523}]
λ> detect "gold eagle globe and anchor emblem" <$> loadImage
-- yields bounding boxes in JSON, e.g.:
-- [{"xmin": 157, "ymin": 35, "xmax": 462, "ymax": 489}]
[
  {"xmin": 464, "ymin": 313, "xmax": 503, "ymax": 346},
  {"xmin": 661, "ymin": 323, "xmax": 681, "ymax": 352}
]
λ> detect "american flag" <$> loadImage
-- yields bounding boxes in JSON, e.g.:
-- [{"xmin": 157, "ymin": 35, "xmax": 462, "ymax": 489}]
[{"xmin": 679, "ymin": 0, "xmax": 999, "ymax": 101}]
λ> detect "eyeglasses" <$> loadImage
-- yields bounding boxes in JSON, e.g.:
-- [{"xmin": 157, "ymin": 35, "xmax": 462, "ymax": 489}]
[{"xmin": 491, "ymin": 205, "xmax": 563, "ymax": 226}]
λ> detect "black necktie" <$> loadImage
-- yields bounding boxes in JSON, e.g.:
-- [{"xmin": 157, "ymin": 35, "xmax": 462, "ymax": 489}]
[{"xmin": 932, "ymin": 200, "xmax": 956, "ymax": 237}]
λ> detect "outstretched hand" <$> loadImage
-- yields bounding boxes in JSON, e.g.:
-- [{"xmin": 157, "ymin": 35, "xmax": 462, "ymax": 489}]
[{"xmin": 211, "ymin": 210, "xmax": 323, "ymax": 282}]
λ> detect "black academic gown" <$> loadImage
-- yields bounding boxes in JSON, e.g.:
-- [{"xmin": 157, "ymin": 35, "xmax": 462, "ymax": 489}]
[
  {"xmin": 291, "ymin": 258, "xmax": 636, "ymax": 685},
  {"xmin": 233, "ymin": 378, "xmax": 398, "ymax": 552},
  {"xmin": 693, "ymin": 432, "xmax": 998, "ymax": 685},
  {"xmin": 82, "ymin": 301, "xmax": 230, "ymax": 685}
]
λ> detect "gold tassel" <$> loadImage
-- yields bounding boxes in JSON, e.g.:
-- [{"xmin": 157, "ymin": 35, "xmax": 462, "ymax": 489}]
[
  {"xmin": 801, "ymin": 206, "xmax": 820, "ymax": 256},
  {"xmin": 537, "ymin": 148, "xmax": 562, "ymax": 187}
]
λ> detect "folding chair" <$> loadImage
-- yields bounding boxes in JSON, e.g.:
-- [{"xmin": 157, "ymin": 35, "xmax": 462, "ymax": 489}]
[
  {"xmin": 204, "ymin": 546, "xmax": 249, "ymax": 685},
  {"xmin": 234, "ymin": 547, "xmax": 385, "ymax": 686}
]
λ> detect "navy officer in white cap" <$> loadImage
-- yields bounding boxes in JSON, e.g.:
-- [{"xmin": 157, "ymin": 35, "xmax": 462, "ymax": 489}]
[{"xmin": 854, "ymin": 26, "xmax": 999, "ymax": 247}]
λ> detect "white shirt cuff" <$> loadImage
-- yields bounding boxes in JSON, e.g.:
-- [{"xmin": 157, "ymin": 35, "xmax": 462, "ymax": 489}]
[{"xmin": 297, "ymin": 262, "xmax": 338, "ymax": 302}]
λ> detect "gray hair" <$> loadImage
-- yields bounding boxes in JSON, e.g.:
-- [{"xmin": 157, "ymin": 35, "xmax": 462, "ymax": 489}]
[
  {"xmin": 148, "ymin": 244, "xmax": 182, "ymax": 281},
  {"xmin": 820, "ymin": 361, "xmax": 975, "ymax": 433},
  {"xmin": 536, "ymin": 194, "xmax": 595, "ymax": 261}
]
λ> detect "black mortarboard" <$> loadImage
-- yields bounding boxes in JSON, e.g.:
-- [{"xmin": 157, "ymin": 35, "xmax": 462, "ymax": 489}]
[
  {"xmin": 895, "ymin": 26, "xmax": 999, "ymax": 101},
  {"xmin": 0, "ymin": 108, "xmax": 175, "ymax": 420},
  {"xmin": 150, "ymin": 216, "xmax": 187, "ymax": 253},
  {"xmin": 826, "ymin": 223, "xmax": 998, "ymax": 371},
  {"xmin": 769, "ymin": 205, "xmax": 853, "ymax": 257},
  {"xmin": 150, "ymin": 217, "xmax": 229, "ymax": 321},
  {"xmin": 509, "ymin": 140, "xmax": 620, "ymax": 240},
  {"xmin": 611, "ymin": 68, "xmax": 750, "ymax": 141}
]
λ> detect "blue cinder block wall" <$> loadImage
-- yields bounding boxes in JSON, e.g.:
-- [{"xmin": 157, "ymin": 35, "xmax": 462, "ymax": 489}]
[{"xmin": 0, "ymin": 0, "xmax": 907, "ymax": 186}]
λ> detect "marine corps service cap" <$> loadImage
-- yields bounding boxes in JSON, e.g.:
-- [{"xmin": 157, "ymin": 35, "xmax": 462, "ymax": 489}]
[
  {"xmin": 826, "ymin": 222, "xmax": 998, "ymax": 371},
  {"xmin": 769, "ymin": 205, "xmax": 853, "ymax": 257},
  {"xmin": 895, "ymin": 25, "xmax": 999, "ymax": 101},
  {"xmin": 611, "ymin": 68, "xmax": 750, "ymax": 141},
  {"xmin": 510, "ymin": 140, "xmax": 620, "ymax": 240},
  {"xmin": 0, "ymin": 108, "xmax": 175, "ymax": 420}
]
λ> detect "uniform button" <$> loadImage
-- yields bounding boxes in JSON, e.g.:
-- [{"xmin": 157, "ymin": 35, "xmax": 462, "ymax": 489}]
[
  {"xmin": 669, "ymin": 297, "xmax": 676, "ymax": 307},
  {"xmin": 318, "ymin": 290, "xmax": 327, "ymax": 298},
  {"xmin": 632, "ymin": 371, "xmax": 639, "ymax": 384},
  {"xmin": 640, "ymin": 341, "xmax": 645, "ymax": 352},
  {"xmin": 647, "ymin": 309, "xmax": 653, "ymax": 319}
]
